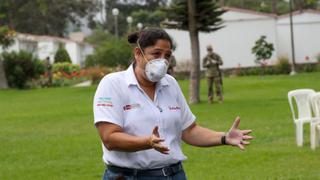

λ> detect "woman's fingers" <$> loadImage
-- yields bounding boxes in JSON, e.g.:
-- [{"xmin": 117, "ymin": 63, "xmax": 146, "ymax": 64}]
[
  {"xmin": 237, "ymin": 143, "xmax": 245, "ymax": 150},
  {"xmin": 153, "ymin": 144, "xmax": 170, "ymax": 154},
  {"xmin": 241, "ymin": 140, "xmax": 250, "ymax": 145},
  {"xmin": 242, "ymin": 135, "xmax": 253, "ymax": 140},
  {"xmin": 150, "ymin": 126, "xmax": 169, "ymax": 154},
  {"xmin": 152, "ymin": 137, "xmax": 165, "ymax": 143},
  {"xmin": 230, "ymin": 116, "xmax": 241, "ymax": 130},
  {"xmin": 152, "ymin": 126, "xmax": 160, "ymax": 137},
  {"xmin": 241, "ymin": 129, "xmax": 252, "ymax": 135}
]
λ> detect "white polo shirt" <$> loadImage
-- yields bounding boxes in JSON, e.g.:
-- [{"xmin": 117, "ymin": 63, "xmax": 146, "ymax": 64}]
[{"xmin": 93, "ymin": 64, "xmax": 196, "ymax": 169}]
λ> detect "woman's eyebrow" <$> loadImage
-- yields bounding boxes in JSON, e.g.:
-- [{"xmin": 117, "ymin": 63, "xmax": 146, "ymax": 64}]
[{"xmin": 151, "ymin": 48, "xmax": 172, "ymax": 53}]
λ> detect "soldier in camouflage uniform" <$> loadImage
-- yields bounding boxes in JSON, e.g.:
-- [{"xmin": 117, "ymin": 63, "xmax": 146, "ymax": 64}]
[{"xmin": 202, "ymin": 45, "xmax": 223, "ymax": 103}]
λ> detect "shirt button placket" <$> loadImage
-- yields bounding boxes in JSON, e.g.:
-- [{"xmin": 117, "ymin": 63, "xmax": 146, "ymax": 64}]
[{"xmin": 155, "ymin": 88, "xmax": 166, "ymax": 144}]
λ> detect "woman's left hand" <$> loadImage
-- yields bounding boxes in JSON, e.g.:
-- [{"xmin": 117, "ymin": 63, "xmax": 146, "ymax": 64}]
[{"xmin": 226, "ymin": 116, "xmax": 253, "ymax": 150}]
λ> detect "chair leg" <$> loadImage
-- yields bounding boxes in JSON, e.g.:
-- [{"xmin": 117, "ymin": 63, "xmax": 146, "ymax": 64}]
[
  {"xmin": 316, "ymin": 130, "xmax": 319, "ymax": 148},
  {"xmin": 316, "ymin": 126, "xmax": 320, "ymax": 148},
  {"xmin": 310, "ymin": 123, "xmax": 316, "ymax": 150},
  {"xmin": 296, "ymin": 123, "xmax": 303, "ymax": 146}
]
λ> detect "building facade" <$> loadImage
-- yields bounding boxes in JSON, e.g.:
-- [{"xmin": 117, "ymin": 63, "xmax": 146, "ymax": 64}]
[
  {"xmin": 166, "ymin": 8, "xmax": 320, "ymax": 71},
  {"xmin": 0, "ymin": 33, "xmax": 93, "ymax": 66}
]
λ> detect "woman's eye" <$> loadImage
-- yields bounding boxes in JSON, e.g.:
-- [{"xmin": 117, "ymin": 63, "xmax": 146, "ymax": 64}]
[{"xmin": 152, "ymin": 52, "xmax": 161, "ymax": 57}]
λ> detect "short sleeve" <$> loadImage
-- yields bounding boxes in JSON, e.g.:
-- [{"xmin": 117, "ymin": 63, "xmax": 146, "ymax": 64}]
[
  {"xmin": 173, "ymin": 79, "xmax": 196, "ymax": 130},
  {"xmin": 93, "ymin": 75, "xmax": 124, "ymax": 127}
]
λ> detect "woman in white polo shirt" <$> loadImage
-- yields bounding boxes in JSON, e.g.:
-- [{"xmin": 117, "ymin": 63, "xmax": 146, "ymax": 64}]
[{"xmin": 93, "ymin": 28, "xmax": 253, "ymax": 180}]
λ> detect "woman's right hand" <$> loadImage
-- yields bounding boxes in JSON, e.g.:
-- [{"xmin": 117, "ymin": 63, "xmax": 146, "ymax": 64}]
[{"xmin": 148, "ymin": 126, "xmax": 170, "ymax": 154}]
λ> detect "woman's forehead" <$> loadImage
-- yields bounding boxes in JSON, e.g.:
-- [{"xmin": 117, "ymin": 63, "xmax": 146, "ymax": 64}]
[{"xmin": 146, "ymin": 39, "xmax": 171, "ymax": 51}]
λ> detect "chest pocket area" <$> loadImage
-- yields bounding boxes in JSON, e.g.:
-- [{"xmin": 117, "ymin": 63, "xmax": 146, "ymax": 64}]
[
  {"xmin": 161, "ymin": 104, "xmax": 182, "ymax": 133},
  {"xmin": 123, "ymin": 102, "xmax": 143, "ymax": 120}
]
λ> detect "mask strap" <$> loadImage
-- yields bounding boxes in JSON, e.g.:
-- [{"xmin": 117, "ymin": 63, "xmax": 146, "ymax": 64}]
[{"xmin": 137, "ymin": 39, "xmax": 148, "ymax": 63}]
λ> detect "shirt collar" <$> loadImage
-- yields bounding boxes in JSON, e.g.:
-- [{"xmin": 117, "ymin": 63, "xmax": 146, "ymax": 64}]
[{"xmin": 125, "ymin": 63, "xmax": 169, "ymax": 87}]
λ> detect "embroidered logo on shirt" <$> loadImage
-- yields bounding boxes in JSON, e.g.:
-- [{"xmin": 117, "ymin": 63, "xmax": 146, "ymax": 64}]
[
  {"xmin": 168, "ymin": 106, "xmax": 181, "ymax": 110},
  {"xmin": 97, "ymin": 97, "xmax": 113, "ymax": 107},
  {"xmin": 123, "ymin": 103, "xmax": 141, "ymax": 111}
]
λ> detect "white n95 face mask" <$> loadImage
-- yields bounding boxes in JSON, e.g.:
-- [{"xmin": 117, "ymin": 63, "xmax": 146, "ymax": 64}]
[
  {"xmin": 145, "ymin": 58, "xmax": 168, "ymax": 82},
  {"xmin": 137, "ymin": 41, "xmax": 169, "ymax": 82}
]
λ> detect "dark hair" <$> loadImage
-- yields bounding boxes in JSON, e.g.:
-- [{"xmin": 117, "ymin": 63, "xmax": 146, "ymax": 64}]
[{"xmin": 128, "ymin": 28, "xmax": 173, "ymax": 50}]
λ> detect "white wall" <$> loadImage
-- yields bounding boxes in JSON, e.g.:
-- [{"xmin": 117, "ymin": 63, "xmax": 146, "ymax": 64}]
[
  {"xmin": 166, "ymin": 11, "xmax": 278, "ymax": 69},
  {"xmin": 37, "ymin": 41, "xmax": 58, "ymax": 63},
  {"xmin": 65, "ymin": 42, "xmax": 79, "ymax": 64},
  {"xmin": 0, "ymin": 39, "xmax": 20, "ymax": 54},
  {"xmin": 0, "ymin": 35, "xmax": 93, "ymax": 66},
  {"xmin": 166, "ymin": 10, "xmax": 320, "ymax": 70},
  {"xmin": 277, "ymin": 12, "xmax": 320, "ymax": 63}
]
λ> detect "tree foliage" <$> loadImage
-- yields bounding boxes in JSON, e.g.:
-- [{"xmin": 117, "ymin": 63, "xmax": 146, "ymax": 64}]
[
  {"xmin": 85, "ymin": 36, "xmax": 132, "ymax": 68},
  {"xmin": 94, "ymin": 0, "xmax": 168, "ymax": 36},
  {"xmin": 84, "ymin": 28, "xmax": 112, "ymax": 46},
  {"xmin": 2, "ymin": 51, "xmax": 44, "ymax": 89},
  {"xmin": 0, "ymin": 14, "xmax": 14, "ymax": 49},
  {"xmin": 252, "ymin": 36, "xmax": 274, "ymax": 64},
  {"xmin": 219, "ymin": 0, "xmax": 320, "ymax": 14},
  {"xmin": 54, "ymin": 48, "xmax": 72, "ymax": 64},
  {"xmin": 0, "ymin": 13, "xmax": 14, "ymax": 89},
  {"xmin": 0, "ymin": 0, "xmax": 97, "ymax": 36},
  {"xmin": 164, "ymin": 0, "xmax": 226, "ymax": 32},
  {"xmin": 131, "ymin": 9, "xmax": 166, "ymax": 28}
]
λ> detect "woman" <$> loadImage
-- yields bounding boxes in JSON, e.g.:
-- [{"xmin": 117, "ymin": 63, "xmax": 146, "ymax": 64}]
[{"xmin": 93, "ymin": 28, "xmax": 253, "ymax": 180}]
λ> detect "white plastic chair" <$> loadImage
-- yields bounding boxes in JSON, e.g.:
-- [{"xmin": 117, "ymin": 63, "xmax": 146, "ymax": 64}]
[
  {"xmin": 288, "ymin": 89, "xmax": 316, "ymax": 146},
  {"xmin": 310, "ymin": 92, "xmax": 320, "ymax": 149}
]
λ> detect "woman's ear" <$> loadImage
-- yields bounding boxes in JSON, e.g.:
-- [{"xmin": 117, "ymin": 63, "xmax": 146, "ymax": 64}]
[{"xmin": 134, "ymin": 47, "xmax": 141, "ymax": 60}]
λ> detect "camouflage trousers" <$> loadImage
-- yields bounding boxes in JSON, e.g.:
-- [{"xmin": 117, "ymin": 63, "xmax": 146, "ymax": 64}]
[{"xmin": 207, "ymin": 76, "xmax": 223, "ymax": 103}]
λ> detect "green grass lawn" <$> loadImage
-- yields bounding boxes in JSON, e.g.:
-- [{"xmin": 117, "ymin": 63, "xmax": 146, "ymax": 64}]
[{"xmin": 1, "ymin": 72, "xmax": 320, "ymax": 180}]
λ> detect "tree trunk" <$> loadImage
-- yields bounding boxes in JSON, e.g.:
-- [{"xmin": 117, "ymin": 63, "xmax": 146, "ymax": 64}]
[
  {"xmin": 271, "ymin": 0, "xmax": 278, "ymax": 14},
  {"xmin": 188, "ymin": 0, "xmax": 200, "ymax": 104},
  {"xmin": 220, "ymin": 0, "xmax": 225, "ymax": 6},
  {"xmin": 0, "ymin": 60, "xmax": 8, "ymax": 89}
]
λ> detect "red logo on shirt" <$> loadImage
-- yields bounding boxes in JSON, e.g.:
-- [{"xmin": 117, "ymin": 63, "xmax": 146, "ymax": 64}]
[
  {"xmin": 96, "ymin": 97, "xmax": 113, "ymax": 107},
  {"xmin": 168, "ymin": 106, "xmax": 181, "ymax": 110},
  {"xmin": 123, "ymin": 103, "xmax": 141, "ymax": 111},
  {"xmin": 97, "ymin": 103, "xmax": 113, "ymax": 107}
]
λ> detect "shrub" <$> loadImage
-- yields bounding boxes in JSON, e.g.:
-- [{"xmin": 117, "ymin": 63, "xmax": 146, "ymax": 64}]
[
  {"xmin": 50, "ymin": 63, "xmax": 83, "ymax": 87},
  {"xmin": 84, "ymin": 54, "xmax": 98, "ymax": 68},
  {"xmin": 251, "ymin": 35, "xmax": 274, "ymax": 65},
  {"xmin": 80, "ymin": 67, "xmax": 112, "ymax": 84},
  {"xmin": 2, "ymin": 51, "xmax": 44, "ymax": 88},
  {"xmin": 51, "ymin": 72, "xmax": 86, "ymax": 87},
  {"xmin": 85, "ymin": 38, "xmax": 132, "ymax": 68},
  {"xmin": 54, "ymin": 47, "xmax": 72, "ymax": 63},
  {"xmin": 303, "ymin": 63, "xmax": 316, "ymax": 72},
  {"xmin": 316, "ymin": 53, "xmax": 320, "ymax": 63},
  {"xmin": 275, "ymin": 57, "xmax": 291, "ymax": 74},
  {"xmin": 52, "ymin": 62, "xmax": 80, "ymax": 75}
]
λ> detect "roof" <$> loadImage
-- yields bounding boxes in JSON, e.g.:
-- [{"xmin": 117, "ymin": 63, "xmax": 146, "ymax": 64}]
[
  {"xmin": 16, "ymin": 33, "xmax": 82, "ymax": 44},
  {"xmin": 278, "ymin": 9, "xmax": 320, "ymax": 19},
  {"xmin": 223, "ymin": 7, "xmax": 278, "ymax": 18}
]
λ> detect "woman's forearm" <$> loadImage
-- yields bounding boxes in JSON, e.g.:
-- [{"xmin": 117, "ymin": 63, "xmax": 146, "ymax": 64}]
[
  {"xmin": 182, "ymin": 123, "xmax": 225, "ymax": 147},
  {"xmin": 103, "ymin": 132, "xmax": 151, "ymax": 152}
]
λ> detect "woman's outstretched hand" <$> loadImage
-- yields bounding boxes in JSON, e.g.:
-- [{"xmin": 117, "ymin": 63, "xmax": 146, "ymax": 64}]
[
  {"xmin": 148, "ymin": 126, "xmax": 170, "ymax": 154},
  {"xmin": 226, "ymin": 116, "xmax": 253, "ymax": 150}
]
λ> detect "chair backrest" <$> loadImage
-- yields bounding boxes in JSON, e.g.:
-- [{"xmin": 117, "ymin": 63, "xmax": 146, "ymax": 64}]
[
  {"xmin": 310, "ymin": 92, "xmax": 320, "ymax": 118},
  {"xmin": 288, "ymin": 89, "xmax": 315, "ymax": 120}
]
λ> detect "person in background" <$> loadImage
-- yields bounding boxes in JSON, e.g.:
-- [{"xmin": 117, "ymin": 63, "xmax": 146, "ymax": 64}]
[
  {"xmin": 93, "ymin": 28, "xmax": 253, "ymax": 180},
  {"xmin": 202, "ymin": 45, "xmax": 223, "ymax": 104},
  {"xmin": 167, "ymin": 54, "xmax": 176, "ymax": 75},
  {"xmin": 44, "ymin": 56, "xmax": 52, "ymax": 87}
]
